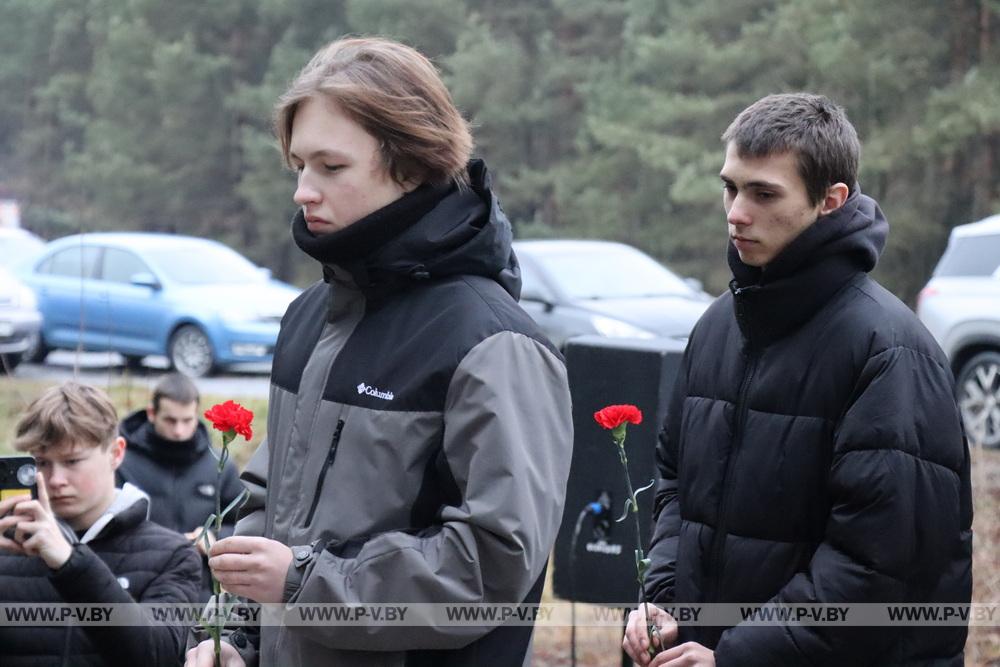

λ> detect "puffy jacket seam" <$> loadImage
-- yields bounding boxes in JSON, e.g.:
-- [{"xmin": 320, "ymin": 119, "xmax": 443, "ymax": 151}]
[
  {"xmin": 683, "ymin": 517, "xmax": 817, "ymax": 546},
  {"xmin": 830, "ymin": 445, "xmax": 963, "ymax": 476},
  {"xmin": 686, "ymin": 394, "xmax": 835, "ymax": 424},
  {"xmin": 696, "ymin": 524, "xmax": 819, "ymax": 546},
  {"xmin": 685, "ymin": 394, "xmax": 734, "ymax": 407},
  {"xmin": 863, "ymin": 344, "xmax": 950, "ymax": 373},
  {"xmin": 778, "ymin": 621, "xmax": 817, "ymax": 667},
  {"xmin": 845, "ymin": 278, "xmax": 883, "ymax": 306},
  {"xmin": 825, "ymin": 539, "xmax": 908, "ymax": 585}
]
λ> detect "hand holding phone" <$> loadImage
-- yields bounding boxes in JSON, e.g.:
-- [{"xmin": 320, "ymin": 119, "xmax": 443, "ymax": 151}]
[
  {"xmin": 0, "ymin": 455, "xmax": 37, "ymax": 542},
  {"xmin": 0, "ymin": 455, "xmax": 37, "ymax": 503},
  {"xmin": 0, "ymin": 469, "xmax": 73, "ymax": 569}
]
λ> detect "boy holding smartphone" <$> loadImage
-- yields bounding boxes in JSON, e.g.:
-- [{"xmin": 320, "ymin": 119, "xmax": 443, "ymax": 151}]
[{"xmin": 0, "ymin": 381, "xmax": 201, "ymax": 666}]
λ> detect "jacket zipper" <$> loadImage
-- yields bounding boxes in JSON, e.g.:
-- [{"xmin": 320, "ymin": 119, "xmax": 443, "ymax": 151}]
[
  {"xmin": 707, "ymin": 287, "xmax": 758, "ymax": 603},
  {"xmin": 304, "ymin": 419, "xmax": 345, "ymax": 526}
]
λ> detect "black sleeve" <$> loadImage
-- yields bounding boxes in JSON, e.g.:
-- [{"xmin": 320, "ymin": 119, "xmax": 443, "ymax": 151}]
[
  {"xmin": 643, "ymin": 360, "xmax": 687, "ymax": 604},
  {"xmin": 714, "ymin": 346, "xmax": 972, "ymax": 665},
  {"xmin": 50, "ymin": 540, "xmax": 202, "ymax": 667}
]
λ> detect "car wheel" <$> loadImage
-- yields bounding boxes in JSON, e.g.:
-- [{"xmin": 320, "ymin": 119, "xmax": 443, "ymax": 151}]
[
  {"xmin": 24, "ymin": 331, "xmax": 49, "ymax": 363},
  {"xmin": 168, "ymin": 325, "xmax": 216, "ymax": 378},
  {"xmin": 0, "ymin": 352, "xmax": 21, "ymax": 374},
  {"xmin": 956, "ymin": 350, "xmax": 1000, "ymax": 448}
]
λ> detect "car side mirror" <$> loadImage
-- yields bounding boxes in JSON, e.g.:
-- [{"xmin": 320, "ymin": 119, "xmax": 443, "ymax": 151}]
[
  {"xmin": 520, "ymin": 289, "xmax": 555, "ymax": 313},
  {"xmin": 130, "ymin": 272, "xmax": 161, "ymax": 290}
]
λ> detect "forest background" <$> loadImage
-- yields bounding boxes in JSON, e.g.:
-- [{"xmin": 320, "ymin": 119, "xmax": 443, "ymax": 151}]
[{"xmin": 1, "ymin": 0, "xmax": 998, "ymax": 300}]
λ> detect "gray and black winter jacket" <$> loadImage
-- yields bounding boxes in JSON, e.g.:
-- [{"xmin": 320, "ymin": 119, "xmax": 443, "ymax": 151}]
[
  {"xmin": 0, "ymin": 484, "xmax": 202, "ymax": 666},
  {"xmin": 231, "ymin": 160, "xmax": 573, "ymax": 666},
  {"xmin": 645, "ymin": 190, "xmax": 973, "ymax": 665}
]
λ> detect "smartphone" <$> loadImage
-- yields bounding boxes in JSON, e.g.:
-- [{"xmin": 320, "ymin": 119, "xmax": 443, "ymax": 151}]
[{"xmin": 0, "ymin": 455, "xmax": 37, "ymax": 503}]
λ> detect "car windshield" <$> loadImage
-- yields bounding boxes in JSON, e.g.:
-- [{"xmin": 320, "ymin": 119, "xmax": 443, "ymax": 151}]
[
  {"xmin": 934, "ymin": 234, "xmax": 1000, "ymax": 277},
  {"xmin": 537, "ymin": 245, "xmax": 693, "ymax": 299},
  {"xmin": 143, "ymin": 244, "xmax": 266, "ymax": 284}
]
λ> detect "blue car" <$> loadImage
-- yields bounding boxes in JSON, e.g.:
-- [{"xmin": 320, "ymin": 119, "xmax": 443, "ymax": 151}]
[{"xmin": 20, "ymin": 232, "xmax": 301, "ymax": 377}]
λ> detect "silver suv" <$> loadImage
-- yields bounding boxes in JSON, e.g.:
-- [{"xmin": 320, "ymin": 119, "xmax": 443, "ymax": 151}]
[
  {"xmin": 917, "ymin": 213, "xmax": 1000, "ymax": 447},
  {"xmin": 0, "ymin": 265, "xmax": 42, "ymax": 373}
]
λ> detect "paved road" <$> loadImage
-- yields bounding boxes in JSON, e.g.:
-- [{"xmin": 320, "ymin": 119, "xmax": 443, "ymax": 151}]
[{"xmin": 9, "ymin": 351, "xmax": 271, "ymax": 398}]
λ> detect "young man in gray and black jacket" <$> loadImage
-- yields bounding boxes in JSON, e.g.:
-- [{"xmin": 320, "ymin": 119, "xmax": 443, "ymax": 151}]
[{"xmin": 186, "ymin": 37, "xmax": 573, "ymax": 667}]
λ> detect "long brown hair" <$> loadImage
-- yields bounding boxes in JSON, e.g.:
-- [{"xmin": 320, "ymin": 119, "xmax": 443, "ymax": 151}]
[{"xmin": 276, "ymin": 37, "xmax": 472, "ymax": 187}]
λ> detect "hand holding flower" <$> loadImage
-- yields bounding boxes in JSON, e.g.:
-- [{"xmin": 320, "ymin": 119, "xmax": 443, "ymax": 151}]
[
  {"xmin": 208, "ymin": 536, "xmax": 293, "ymax": 603},
  {"xmin": 201, "ymin": 400, "xmax": 253, "ymax": 667},
  {"xmin": 594, "ymin": 404, "xmax": 661, "ymax": 658}
]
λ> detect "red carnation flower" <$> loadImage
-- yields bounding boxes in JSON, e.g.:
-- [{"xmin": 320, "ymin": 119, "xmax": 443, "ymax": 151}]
[
  {"xmin": 594, "ymin": 404, "xmax": 643, "ymax": 430},
  {"xmin": 204, "ymin": 400, "xmax": 254, "ymax": 441}
]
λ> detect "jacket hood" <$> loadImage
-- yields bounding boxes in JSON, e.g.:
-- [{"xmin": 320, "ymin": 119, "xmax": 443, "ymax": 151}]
[
  {"xmin": 295, "ymin": 159, "xmax": 521, "ymax": 301},
  {"xmin": 728, "ymin": 188, "xmax": 888, "ymax": 286},
  {"xmin": 727, "ymin": 188, "xmax": 889, "ymax": 346},
  {"xmin": 120, "ymin": 408, "xmax": 211, "ymax": 465},
  {"xmin": 74, "ymin": 483, "xmax": 150, "ymax": 544}
]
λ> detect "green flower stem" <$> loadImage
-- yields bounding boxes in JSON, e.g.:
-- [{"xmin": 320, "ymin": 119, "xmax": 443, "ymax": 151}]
[
  {"xmin": 211, "ymin": 430, "xmax": 234, "ymax": 667},
  {"xmin": 615, "ymin": 434, "xmax": 661, "ymax": 657}
]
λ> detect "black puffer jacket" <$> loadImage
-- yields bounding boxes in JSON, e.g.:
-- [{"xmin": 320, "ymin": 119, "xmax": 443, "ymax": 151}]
[
  {"xmin": 645, "ymin": 190, "xmax": 973, "ymax": 665},
  {"xmin": 0, "ymin": 484, "xmax": 202, "ymax": 666}
]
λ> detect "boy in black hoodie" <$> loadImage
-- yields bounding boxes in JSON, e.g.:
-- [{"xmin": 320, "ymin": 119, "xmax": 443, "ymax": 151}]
[
  {"xmin": 118, "ymin": 373, "xmax": 244, "ymax": 601},
  {"xmin": 0, "ymin": 381, "xmax": 201, "ymax": 666}
]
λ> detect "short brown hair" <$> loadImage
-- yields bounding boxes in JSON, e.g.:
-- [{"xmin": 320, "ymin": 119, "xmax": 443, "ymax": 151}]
[
  {"xmin": 722, "ymin": 93, "xmax": 860, "ymax": 205},
  {"xmin": 14, "ymin": 382, "xmax": 119, "ymax": 453},
  {"xmin": 275, "ymin": 36, "xmax": 473, "ymax": 187},
  {"xmin": 151, "ymin": 373, "xmax": 199, "ymax": 412}
]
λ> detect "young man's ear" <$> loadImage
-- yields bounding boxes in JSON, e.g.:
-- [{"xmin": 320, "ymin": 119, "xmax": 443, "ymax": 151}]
[
  {"xmin": 145, "ymin": 403, "xmax": 156, "ymax": 422},
  {"xmin": 819, "ymin": 182, "xmax": 850, "ymax": 216},
  {"xmin": 110, "ymin": 436, "xmax": 127, "ymax": 470}
]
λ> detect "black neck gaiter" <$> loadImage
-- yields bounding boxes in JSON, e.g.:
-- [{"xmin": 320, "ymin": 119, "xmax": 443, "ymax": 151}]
[
  {"xmin": 140, "ymin": 421, "xmax": 203, "ymax": 464},
  {"xmin": 291, "ymin": 182, "xmax": 452, "ymax": 266}
]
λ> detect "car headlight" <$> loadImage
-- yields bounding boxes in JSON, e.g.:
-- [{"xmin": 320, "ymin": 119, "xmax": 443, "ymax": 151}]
[{"xmin": 590, "ymin": 315, "xmax": 656, "ymax": 339}]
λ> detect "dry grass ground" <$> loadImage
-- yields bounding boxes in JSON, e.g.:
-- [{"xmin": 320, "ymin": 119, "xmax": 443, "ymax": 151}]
[
  {"xmin": 1, "ymin": 377, "xmax": 998, "ymax": 665},
  {"xmin": 0, "ymin": 376, "xmax": 266, "ymax": 468},
  {"xmin": 968, "ymin": 444, "xmax": 1000, "ymax": 666}
]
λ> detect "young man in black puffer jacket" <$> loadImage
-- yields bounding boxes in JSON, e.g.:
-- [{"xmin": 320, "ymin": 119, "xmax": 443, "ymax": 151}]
[
  {"xmin": 118, "ymin": 373, "xmax": 244, "ymax": 601},
  {"xmin": 0, "ymin": 382, "xmax": 201, "ymax": 666},
  {"xmin": 624, "ymin": 94, "xmax": 972, "ymax": 666}
]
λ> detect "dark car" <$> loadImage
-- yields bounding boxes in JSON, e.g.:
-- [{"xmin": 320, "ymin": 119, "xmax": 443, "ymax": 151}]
[{"xmin": 513, "ymin": 240, "xmax": 711, "ymax": 349}]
